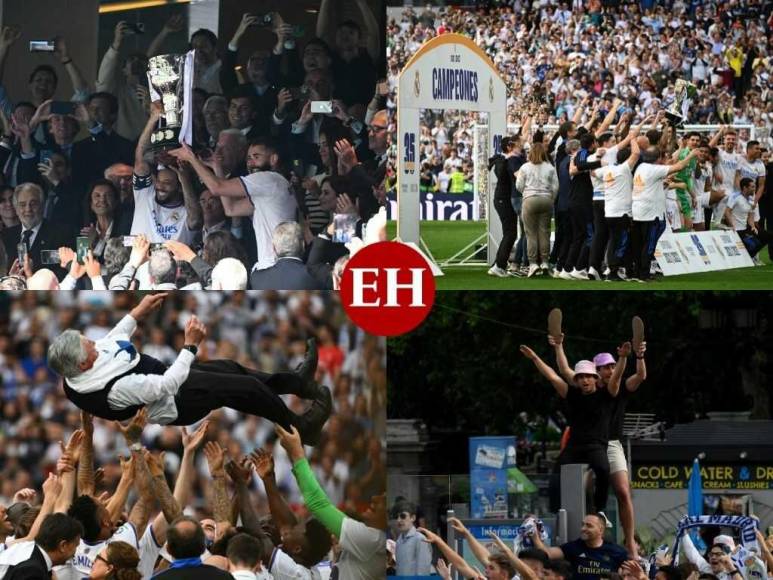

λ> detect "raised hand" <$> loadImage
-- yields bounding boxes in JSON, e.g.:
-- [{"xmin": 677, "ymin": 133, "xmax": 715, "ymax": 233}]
[
  {"xmin": 118, "ymin": 454, "xmax": 134, "ymax": 481},
  {"xmin": 183, "ymin": 315, "xmax": 207, "ymax": 347},
  {"xmin": 334, "ymin": 139, "xmax": 358, "ymax": 175},
  {"xmin": 144, "ymin": 450, "xmax": 166, "ymax": 479},
  {"xmin": 13, "ymin": 488, "xmax": 36, "ymax": 503},
  {"xmin": 520, "ymin": 345, "xmax": 538, "ymax": 360},
  {"xmin": 275, "ymin": 423, "xmax": 305, "ymax": 462},
  {"xmin": 0, "ymin": 26, "xmax": 21, "ymax": 50},
  {"xmin": 448, "ymin": 517, "xmax": 469, "ymax": 535},
  {"xmin": 164, "ymin": 240, "xmax": 196, "ymax": 263},
  {"xmin": 62, "ymin": 429, "xmax": 85, "ymax": 464},
  {"xmin": 113, "ymin": 21, "xmax": 133, "ymax": 50},
  {"xmin": 181, "ymin": 419, "xmax": 210, "ymax": 453},
  {"xmin": 225, "ymin": 456, "xmax": 252, "ymax": 485},
  {"xmin": 131, "ymin": 292, "xmax": 167, "ymax": 321},
  {"xmin": 547, "ymin": 333, "xmax": 564, "ymax": 346},
  {"xmin": 164, "ymin": 14, "xmax": 185, "ymax": 33},
  {"xmin": 248, "ymin": 448, "xmax": 275, "ymax": 480},
  {"xmin": 42, "ymin": 473, "xmax": 62, "ymax": 501},
  {"xmin": 417, "ymin": 526, "xmax": 440, "ymax": 544},
  {"xmin": 83, "ymin": 251, "xmax": 101, "ymax": 279},
  {"xmin": 335, "ymin": 193, "xmax": 357, "ymax": 215},
  {"xmin": 617, "ymin": 341, "xmax": 632, "ymax": 358},
  {"xmin": 203, "ymin": 442, "xmax": 226, "ymax": 476},
  {"xmin": 232, "ymin": 13, "xmax": 258, "ymax": 45},
  {"xmin": 437, "ymin": 558, "xmax": 453, "ymax": 580},
  {"xmin": 129, "ymin": 234, "xmax": 150, "ymax": 268},
  {"xmin": 115, "ymin": 408, "xmax": 148, "ymax": 444}
]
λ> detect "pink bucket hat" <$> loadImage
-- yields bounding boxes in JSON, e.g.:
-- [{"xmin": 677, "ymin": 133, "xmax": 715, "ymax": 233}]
[
  {"xmin": 593, "ymin": 353, "xmax": 615, "ymax": 367},
  {"xmin": 574, "ymin": 360, "xmax": 600, "ymax": 378}
]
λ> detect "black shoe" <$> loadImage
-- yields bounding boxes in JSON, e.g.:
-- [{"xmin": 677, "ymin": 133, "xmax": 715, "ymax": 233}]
[
  {"xmin": 295, "ymin": 338, "xmax": 318, "ymax": 399},
  {"xmin": 295, "ymin": 384, "xmax": 332, "ymax": 446},
  {"xmin": 604, "ymin": 271, "xmax": 626, "ymax": 282}
]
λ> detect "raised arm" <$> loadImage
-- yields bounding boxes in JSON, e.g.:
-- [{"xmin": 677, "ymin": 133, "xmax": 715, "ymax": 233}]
[
  {"xmin": 548, "ymin": 333, "xmax": 574, "ymax": 383},
  {"xmin": 449, "ymin": 517, "xmax": 490, "ymax": 568},
  {"xmin": 708, "ymin": 125, "xmax": 726, "ymax": 149},
  {"xmin": 595, "ymin": 98, "xmax": 622, "ymax": 137},
  {"xmin": 54, "ymin": 37, "xmax": 89, "ymax": 98},
  {"xmin": 106, "ymin": 454, "xmax": 135, "ymax": 525},
  {"xmin": 126, "ymin": 451, "xmax": 157, "ymax": 538},
  {"xmin": 667, "ymin": 148, "xmax": 698, "ymax": 176},
  {"xmin": 152, "ymin": 421, "xmax": 209, "ymax": 545},
  {"xmin": 226, "ymin": 457, "xmax": 264, "ymax": 536},
  {"xmin": 120, "ymin": 409, "xmax": 183, "ymax": 525},
  {"xmin": 316, "ymin": 0, "xmax": 335, "ymax": 46},
  {"xmin": 607, "ymin": 342, "xmax": 631, "ymax": 397},
  {"xmin": 277, "ymin": 425, "xmax": 347, "ymax": 538},
  {"xmin": 54, "ymin": 430, "xmax": 84, "ymax": 514},
  {"xmin": 418, "ymin": 527, "xmax": 481, "ymax": 579},
  {"xmin": 0, "ymin": 27, "xmax": 21, "ymax": 89},
  {"xmin": 9, "ymin": 474, "xmax": 63, "ymax": 545},
  {"xmin": 135, "ymin": 103, "xmax": 163, "ymax": 177},
  {"xmin": 204, "ymin": 442, "xmax": 235, "ymax": 530},
  {"xmin": 97, "ymin": 22, "xmax": 130, "ymax": 94},
  {"xmin": 146, "ymin": 14, "xmax": 185, "ymax": 58},
  {"xmin": 77, "ymin": 411, "xmax": 96, "ymax": 497},
  {"xmin": 626, "ymin": 133, "xmax": 641, "ymax": 170},
  {"xmin": 250, "ymin": 447, "xmax": 299, "ymax": 531},
  {"xmin": 488, "ymin": 532, "xmax": 540, "ymax": 580},
  {"xmin": 626, "ymin": 341, "xmax": 647, "ymax": 391},
  {"xmin": 520, "ymin": 345, "xmax": 569, "ymax": 398},
  {"xmin": 532, "ymin": 527, "xmax": 564, "ymax": 560},
  {"xmin": 173, "ymin": 161, "xmax": 203, "ymax": 230},
  {"xmin": 169, "ymin": 143, "xmax": 247, "ymax": 198},
  {"xmin": 572, "ymin": 96, "xmax": 588, "ymax": 125},
  {"xmin": 354, "ymin": 0, "xmax": 381, "ymax": 62}
]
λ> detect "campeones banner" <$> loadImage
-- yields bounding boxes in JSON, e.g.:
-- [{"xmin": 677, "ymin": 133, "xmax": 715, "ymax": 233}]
[{"xmin": 631, "ymin": 464, "xmax": 773, "ymax": 490}]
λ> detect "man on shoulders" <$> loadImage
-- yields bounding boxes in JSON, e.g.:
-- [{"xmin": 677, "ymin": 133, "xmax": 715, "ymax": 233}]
[{"xmin": 533, "ymin": 514, "xmax": 628, "ymax": 580}]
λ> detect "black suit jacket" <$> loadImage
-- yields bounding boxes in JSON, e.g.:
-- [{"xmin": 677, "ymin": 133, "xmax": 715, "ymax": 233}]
[
  {"xmin": 5, "ymin": 544, "xmax": 51, "ymax": 580},
  {"xmin": 2, "ymin": 220, "xmax": 75, "ymax": 277},
  {"xmin": 250, "ymin": 257, "xmax": 325, "ymax": 290},
  {"xmin": 153, "ymin": 564, "xmax": 234, "ymax": 580}
]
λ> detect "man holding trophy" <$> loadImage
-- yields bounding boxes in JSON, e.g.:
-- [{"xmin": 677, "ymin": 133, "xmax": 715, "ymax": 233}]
[{"xmin": 130, "ymin": 51, "xmax": 202, "ymax": 245}]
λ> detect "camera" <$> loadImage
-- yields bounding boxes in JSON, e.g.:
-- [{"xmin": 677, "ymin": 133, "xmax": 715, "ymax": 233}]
[{"xmin": 126, "ymin": 22, "xmax": 145, "ymax": 34}]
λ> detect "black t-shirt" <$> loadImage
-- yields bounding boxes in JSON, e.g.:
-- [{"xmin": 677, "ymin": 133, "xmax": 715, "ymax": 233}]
[
  {"xmin": 564, "ymin": 387, "xmax": 615, "ymax": 446},
  {"xmin": 608, "ymin": 375, "xmax": 637, "ymax": 441},
  {"xmin": 561, "ymin": 539, "xmax": 628, "ymax": 580}
]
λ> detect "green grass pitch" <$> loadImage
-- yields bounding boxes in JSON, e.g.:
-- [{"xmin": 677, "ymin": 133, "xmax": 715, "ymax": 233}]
[{"xmin": 386, "ymin": 221, "xmax": 773, "ymax": 290}]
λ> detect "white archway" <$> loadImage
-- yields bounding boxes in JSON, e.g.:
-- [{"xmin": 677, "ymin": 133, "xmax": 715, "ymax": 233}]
[{"xmin": 396, "ymin": 33, "xmax": 508, "ymax": 265}]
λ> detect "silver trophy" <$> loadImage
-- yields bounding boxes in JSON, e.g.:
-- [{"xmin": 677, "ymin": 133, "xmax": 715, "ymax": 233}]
[
  {"xmin": 665, "ymin": 79, "xmax": 697, "ymax": 127},
  {"xmin": 148, "ymin": 54, "xmax": 187, "ymax": 150}
]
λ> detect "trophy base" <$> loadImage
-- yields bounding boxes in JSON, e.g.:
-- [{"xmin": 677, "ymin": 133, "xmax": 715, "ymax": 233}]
[
  {"xmin": 664, "ymin": 111, "xmax": 684, "ymax": 128},
  {"xmin": 149, "ymin": 127, "xmax": 182, "ymax": 151}
]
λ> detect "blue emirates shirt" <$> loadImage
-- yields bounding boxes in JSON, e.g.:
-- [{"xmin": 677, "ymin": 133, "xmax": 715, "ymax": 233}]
[{"xmin": 560, "ymin": 539, "xmax": 628, "ymax": 580}]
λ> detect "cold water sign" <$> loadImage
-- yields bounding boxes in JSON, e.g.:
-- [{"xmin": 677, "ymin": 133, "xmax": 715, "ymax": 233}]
[
  {"xmin": 432, "ymin": 54, "xmax": 479, "ymax": 103},
  {"xmin": 632, "ymin": 465, "xmax": 773, "ymax": 490}
]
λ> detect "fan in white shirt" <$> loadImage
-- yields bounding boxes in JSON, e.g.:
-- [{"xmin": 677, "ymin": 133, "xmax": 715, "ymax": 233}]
[{"xmin": 170, "ymin": 140, "xmax": 298, "ymax": 272}]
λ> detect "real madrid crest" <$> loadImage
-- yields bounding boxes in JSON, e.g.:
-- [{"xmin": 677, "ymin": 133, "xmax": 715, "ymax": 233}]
[
  {"xmin": 171, "ymin": 211, "xmax": 180, "ymax": 221},
  {"xmin": 414, "ymin": 71, "xmax": 421, "ymax": 98},
  {"xmin": 489, "ymin": 77, "xmax": 494, "ymax": 103}
]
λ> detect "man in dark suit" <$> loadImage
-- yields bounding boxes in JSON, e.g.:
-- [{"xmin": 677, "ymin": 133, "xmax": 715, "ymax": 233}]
[
  {"xmin": 2, "ymin": 183, "xmax": 74, "ymax": 276},
  {"xmin": 0, "ymin": 513, "xmax": 82, "ymax": 579},
  {"xmin": 153, "ymin": 516, "xmax": 232, "ymax": 579},
  {"xmin": 250, "ymin": 222, "xmax": 324, "ymax": 290}
]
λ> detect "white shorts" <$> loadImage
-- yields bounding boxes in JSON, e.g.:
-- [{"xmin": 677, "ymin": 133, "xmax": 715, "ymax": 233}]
[
  {"xmin": 692, "ymin": 192, "xmax": 710, "ymax": 224},
  {"xmin": 666, "ymin": 198, "xmax": 682, "ymax": 230},
  {"xmin": 607, "ymin": 439, "xmax": 628, "ymax": 474}
]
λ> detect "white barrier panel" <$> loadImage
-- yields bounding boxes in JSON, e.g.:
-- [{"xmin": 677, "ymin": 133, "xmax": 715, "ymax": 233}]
[
  {"xmin": 655, "ymin": 231, "xmax": 754, "ymax": 276},
  {"xmin": 397, "ymin": 33, "xmax": 507, "ymax": 264}
]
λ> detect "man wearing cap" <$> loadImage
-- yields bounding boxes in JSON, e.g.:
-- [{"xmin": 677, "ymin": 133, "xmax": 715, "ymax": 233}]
[
  {"xmin": 520, "ymin": 341, "xmax": 628, "ymax": 513},
  {"xmin": 552, "ymin": 336, "xmax": 647, "ymax": 558}
]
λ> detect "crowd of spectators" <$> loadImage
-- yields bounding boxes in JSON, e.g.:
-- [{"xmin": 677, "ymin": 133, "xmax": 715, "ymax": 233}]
[
  {"xmin": 0, "ymin": 0, "xmax": 388, "ymax": 290},
  {"xmin": 0, "ymin": 291, "xmax": 387, "ymax": 578},
  {"xmin": 385, "ymin": 1, "xmax": 772, "ymax": 281}
]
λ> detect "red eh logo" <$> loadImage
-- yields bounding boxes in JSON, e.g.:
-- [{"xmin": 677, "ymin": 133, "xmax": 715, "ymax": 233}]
[{"xmin": 340, "ymin": 242, "xmax": 435, "ymax": 336}]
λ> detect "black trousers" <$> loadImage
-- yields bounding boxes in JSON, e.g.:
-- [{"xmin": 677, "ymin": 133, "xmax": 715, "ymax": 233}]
[
  {"xmin": 493, "ymin": 197, "xmax": 518, "ymax": 269},
  {"xmin": 606, "ymin": 215, "xmax": 632, "ymax": 273},
  {"xmin": 564, "ymin": 204, "xmax": 593, "ymax": 272},
  {"xmin": 589, "ymin": 200, "xmax": 609, "ymax": 273},
  {"xmin": 170, "ymin": 360, "xmax": 303, "ymax": 427},
  {"xmin": 631, "ymin": 218, "xmax": 666, "ymax": 279},
  {"xmin": 551, "ymin": 209, "xmax": 569, "ymax": 265},
  {"xmin": 549, "ymin": 444, "xmax": 610, "ymax": 513}
]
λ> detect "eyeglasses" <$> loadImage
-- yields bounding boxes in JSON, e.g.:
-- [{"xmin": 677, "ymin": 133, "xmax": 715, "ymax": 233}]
[
  {"xmin": 95, "ymin": 554, "xmax": 111, "ymax": 566},
  {"xmin": 368, "ymin": 125, "xmax": 388, "ymax": 134},
  {"xmin": 397, "ymin": 512, "xmax": 411, "ymax": 520},
  {"xmin": 709, "ymin": 551, "xmax": 726, "ymax": 557}
]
